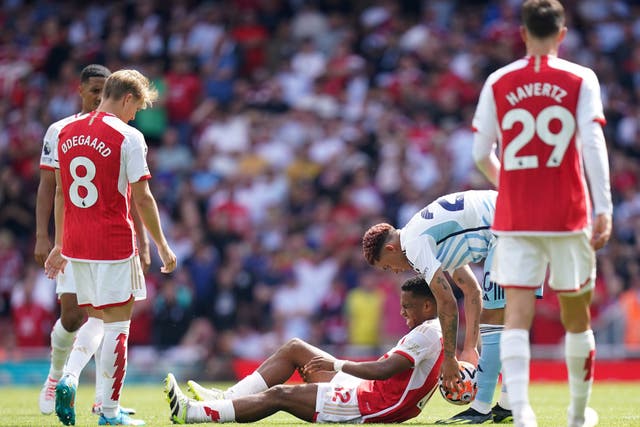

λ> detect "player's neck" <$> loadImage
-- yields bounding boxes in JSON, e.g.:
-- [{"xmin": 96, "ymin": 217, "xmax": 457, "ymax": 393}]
[
  {"xmin": 522, "ymin": 28, "xmax": 562, "ymax": 58},
  {"xmin": 526, "ymin": 42, "xmax": 558, "ymax": 57},
  {"xmin": 96, "ymin": 100, "xmax": 125, "ymax": 121}
]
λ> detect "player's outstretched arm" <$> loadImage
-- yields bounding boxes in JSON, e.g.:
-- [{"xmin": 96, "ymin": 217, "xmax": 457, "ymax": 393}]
[
  {"xmin": 34, "ymin": 169, "xmax": 55, "ymax": 266},
  {"xmin": 452, "ymin": 265, "xmax": 481, "ymax": 366},
  {"xmin": 131, "ymin": 180, "xmax": 176, "ymax": 273},
  {"xmin": 429, "ymin": 269, "xmax": 462, "ymax": 389},
  {"xmin": 303, "ymin": 353, "xmax": 412, "ymax": 380}
]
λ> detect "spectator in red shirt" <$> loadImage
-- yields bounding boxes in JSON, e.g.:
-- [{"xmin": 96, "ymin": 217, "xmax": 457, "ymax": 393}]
[
  {"xmin": 11, "ymin": 264, "xmax": 53, "ymax": 348},
  {"xmin": 231, "ymin": 9, "xmax": 268, "ymax": 78},
  {"xmin": 165, "ymin": 55, "xmax": 202, "ymax": 146}
]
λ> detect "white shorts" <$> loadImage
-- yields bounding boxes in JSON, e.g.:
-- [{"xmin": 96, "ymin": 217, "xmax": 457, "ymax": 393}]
[
  {"xmin": 492, "ymin": 231, "xmax": 595, "ymax": 294},
  {"xmin": 315, "ymin": 371, "xmax": 363, "ymax": 423},
  {"xmin": 56, "ymin": 262, "xmax": 76, "ymax": 295},
  {"xmin": 71, "ymin": 256, "xmax": 146, "ymax": 309}
]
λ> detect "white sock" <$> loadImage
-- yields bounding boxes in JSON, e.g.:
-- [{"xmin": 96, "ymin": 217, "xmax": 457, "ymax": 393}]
[
  {"xmin": 100, "ymin": 321, "xmax": 130, "ymax": 418},
  {"xmin": 565, "ymin": 330, "xmax": 595, "ymax": 420},
  {"xmin": 225, "ymin": 372, "xmax": 268, "ymax": 399},
  {"xmin": 470, "ymin": 399, "xmax": 491, "ymax": 414},
  {"xmin": 188, "ymin": 400, "xmax": 235, "ymax": 423},
  {"xmin": 95, "ymin": 340, "xmax": 103, "ymax": 406},
  {"xmin": 48, "ymin": 319, "xmax": 78, "ymax": 379},
  {"xmin": 64, "ymin": 317, "xmax": 104, "ymax": 380},
  {"xmin": 500, "ymin": 329, "xmax": 532, "ymax": 419},
  {"xmin": 498, "ymin": 383, "xmax": 511, "ymax": 410}
]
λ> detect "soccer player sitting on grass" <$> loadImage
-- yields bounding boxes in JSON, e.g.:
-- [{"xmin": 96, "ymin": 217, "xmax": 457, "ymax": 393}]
[{"xmin": 165, "ymin": 276, "xmax": 443, "ymax": 424}]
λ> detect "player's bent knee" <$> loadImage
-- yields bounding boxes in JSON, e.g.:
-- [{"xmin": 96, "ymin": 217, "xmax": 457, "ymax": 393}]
[
  {"xmin": 60, "ymin": 310, "xmax": 85, "ymax": 331},
  {"xmin": 281, "ymin": 337, "xmax": 305, "ymax": 353},
  {"xmin": 264, "ymin": 385, "xmax": 292, "ymax": 407}
]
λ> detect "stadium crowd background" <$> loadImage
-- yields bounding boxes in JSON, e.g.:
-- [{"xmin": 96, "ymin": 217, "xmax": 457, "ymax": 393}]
[{"xmin": 1, "ymin": 0, "xmax": 639, "ymax": 379}]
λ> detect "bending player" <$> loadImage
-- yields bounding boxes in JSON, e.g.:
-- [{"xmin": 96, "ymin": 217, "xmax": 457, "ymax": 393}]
[
  {"xmin": 362, "ymin": 190, "xmax": 541, "ymax": 424},
  {"xmin": 165, "ymin": 276, "xmax": 443, "ymax": 424},
  {"xmin": 36, "ymin": 64, "xmax": 144, "ymax": 419}
]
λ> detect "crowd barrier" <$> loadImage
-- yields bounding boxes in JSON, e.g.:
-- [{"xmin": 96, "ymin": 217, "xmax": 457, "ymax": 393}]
[{"xmin": 1, "ymin": 347, "xmax": 639, "ymax": 385}]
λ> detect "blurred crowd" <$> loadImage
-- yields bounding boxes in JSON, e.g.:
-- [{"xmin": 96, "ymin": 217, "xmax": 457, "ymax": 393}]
[{"xmin": 1, "ymin": 0, "xmax": 640, "ymax": 373}]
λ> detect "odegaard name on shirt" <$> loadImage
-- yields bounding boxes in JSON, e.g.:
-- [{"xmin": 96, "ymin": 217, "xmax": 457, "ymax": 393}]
[
  {"xmin": 60, "ymin": 134, "xmax": 112, "ymax": 157},
  {"xmin": 505, "ymin": 82, "xmax": 567, "ymax": 106}
]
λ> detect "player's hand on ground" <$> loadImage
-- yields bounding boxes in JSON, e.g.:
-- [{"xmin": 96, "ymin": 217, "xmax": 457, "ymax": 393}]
[
  {"xmin": 459, "ymin": 347, "xmax": 479, "ymax": 367},
  {"xmin": 591, "ymin": 213, "xmax": 612, "ymax": 250},
  {"xmin": 440, "ymin": 356, "xmax": 463, "ymax": 392},
  {"xmin": 34, "ymin": 236, "xmax": 52, "ymax": 267},
  {"xmin": 158, "ymin": 244, "xmax": 177, "ymax": 273},
  {"xmin": 44, "ymin": 245, "xmax": 67, "ymax": 279},
  {"xmin": 302, "ymin": 356, "xmax": 334, "ymax": 375}
]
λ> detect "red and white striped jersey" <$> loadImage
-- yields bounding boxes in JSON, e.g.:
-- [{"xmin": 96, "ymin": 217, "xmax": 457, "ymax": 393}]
[
  {"xmin": 358, "ymin": 319, "xmax": 443, "ymax": 423},
  {"xmin": 54, "ymin": 111, "xmax": 151, "ymax": 262},
  {"xmin": 473, "ymin": 55, "xmax": 611, "ymax": 234}
]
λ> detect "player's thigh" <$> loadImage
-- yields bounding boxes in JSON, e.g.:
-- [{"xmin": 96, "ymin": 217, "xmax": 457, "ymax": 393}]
[
  {"xmin": 492, "ymin": 236, "xmax": 547, "ymax": 287},
  {"xmin": 279, "ymin": 338, "xmax": 335, "ymax": 383},
  {"xmin": 546, "ymin": 232, "xmax": 595, "ymax": 293},
  {"xmin": 261, "ymin": 384, "xmax": 320, "ymax": 422}
]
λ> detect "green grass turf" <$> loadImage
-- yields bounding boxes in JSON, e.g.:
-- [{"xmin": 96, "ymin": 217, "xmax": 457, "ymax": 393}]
[{"xmin": 0, "ymin": 382, "xmax": 639, "ymax": 426}]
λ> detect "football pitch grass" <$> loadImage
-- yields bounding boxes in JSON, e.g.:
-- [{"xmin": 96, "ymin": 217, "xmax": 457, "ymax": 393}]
[{"xmin": 0, "ymin": 382, "xmax": 639, "ymax": 426}]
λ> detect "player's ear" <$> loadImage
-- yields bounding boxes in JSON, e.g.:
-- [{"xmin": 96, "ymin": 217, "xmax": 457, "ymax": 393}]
[
  {"xmin": 556, "ymin": 27, "xmax": 567, "ymax": 44},
  {"xmin": 422, "ymin": 298, "xmax": 433, "ymax": 313},
  {"xmin": 384, "ymin": 242, "xmax": 398, "ymax": 252},
  {"xmin": 519, "ymin": 25, "xmax": 527, "ymax": 43}
]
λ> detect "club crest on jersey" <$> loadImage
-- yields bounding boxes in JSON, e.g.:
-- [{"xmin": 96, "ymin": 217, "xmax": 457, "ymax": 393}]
[{"xmin": 505, "ymin": 82, "xmax": 567, "ymax": 106}]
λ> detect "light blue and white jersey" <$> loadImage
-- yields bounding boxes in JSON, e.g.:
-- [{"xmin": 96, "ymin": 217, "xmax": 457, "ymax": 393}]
[{"xmin": 399, "ymin": 190, "xmax": 497, "ymax": 284}]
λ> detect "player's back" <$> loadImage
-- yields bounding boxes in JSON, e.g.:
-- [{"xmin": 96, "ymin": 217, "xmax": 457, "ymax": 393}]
[
  {"xmin": 484, "ymin": 55, "xmax": 601, "ymax": 233},
  {"xmin": 57, "ymin": 111, "xmax": 143, "ymax": 262},
  {"xmin": 403, "ymin": 190, "xmax": 496, "ymax": 272}
]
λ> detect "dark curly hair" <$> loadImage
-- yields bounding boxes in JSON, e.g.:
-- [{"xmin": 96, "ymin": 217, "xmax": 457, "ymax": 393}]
[
  {"xmin": 362, "ymin": 223, "xmax": 394, "ymax": 265},
  {"xmin": 80, "ymin": 64, "xmax": 112, "ymax": 83},
  {"xmin": 401, "ymin": 276, "xmax": 435, "ymax": 303}
]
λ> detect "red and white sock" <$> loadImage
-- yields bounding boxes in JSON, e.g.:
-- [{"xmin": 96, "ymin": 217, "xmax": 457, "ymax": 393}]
[
  {"xmin": 565, "ymin": 330, "xmax": 595, "ymax": 420},
  {"xmin": 100, "ymin": 320, "xmax": 130, "ymax": 418},
  {"xmin": 188, "ymin": 400, "xmax": 235, "ymax": 423}
]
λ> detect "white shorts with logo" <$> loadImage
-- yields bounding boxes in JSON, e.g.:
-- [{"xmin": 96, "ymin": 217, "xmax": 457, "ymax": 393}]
[
  {"xmin": 70, "ymin": 256, "xmax": 146, "ymax": 309},
  {"xmin": 315, "ymin": 371, "xmax": 363, "ymax": 423},
  {"xmin": 492, "ymin": 230, "xmax": 595, "ymax": 294},
  {"xmin": 56, "ymin": 262, "xmax": 76, "ymax": 295}
]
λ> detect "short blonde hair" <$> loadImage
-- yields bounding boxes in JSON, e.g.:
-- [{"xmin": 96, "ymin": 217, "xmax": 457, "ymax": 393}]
[{"xmin": 103, "ymin": 69, "xmax": 158, "ymax": 109}]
